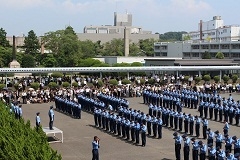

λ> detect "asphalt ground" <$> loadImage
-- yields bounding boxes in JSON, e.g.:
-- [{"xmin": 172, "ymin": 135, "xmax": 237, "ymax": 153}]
[{"xmin": 22, "ymin": 93, "xmax": 240, "ymax": 160}]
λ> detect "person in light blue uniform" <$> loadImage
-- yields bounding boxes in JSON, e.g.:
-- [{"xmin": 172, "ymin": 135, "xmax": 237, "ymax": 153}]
[
  {"xmin": 224, "ymin": 134, "xmax": 233, "ymax": 154},
  {"xmin": 141, "ymin": 123, "xmax": 147, "ymax": 147},
  {"xmin": 173, "ymin": 132, "xmax": 182, "ymax": 160},
  {"xmin": 232, "ymin": 136, "xmax": 240, "ymax": 155},
  {"xmin": 199, "ymin": 140, "xmax": 207, "ymax": 160},
  {"xmin": 208, "ymin": 143, "xmax": 216, "ymax": 160},
  {"xmin": 135, "ymin": 121, "xmax": 140, "ymax": 144},
  {"xmin": 48, "ymin": 106, "xmax": 54, "ymax": 130},
  {"xmin": 216, "ymin": 148, "xmax": 226, "ymax": 160},
  {"xmin": 191, "ymin": 138, "xmax": 199, "ymax": 160},
  {"xmin": 36, "ymin": 112, "xmax": 41, "ymax": 131},
  {"xmin": 92, "ymin": 136, "xmax": 100, "ymax": 160},
  {"xmin": 215, "ymin": 130, "xmax": 223, "ymax": 149},
  {"xmin": 223, "ymin": 120, "xmax": 230, "ymax": 135},
  {"xmin": 182, "ymin": 134, "xmax": 190, "ymax": 160}
]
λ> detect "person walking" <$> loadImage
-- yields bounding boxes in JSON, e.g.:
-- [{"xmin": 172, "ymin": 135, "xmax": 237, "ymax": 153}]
[
  {"xmin": 48, "ymin": 106, "xmax": 54, "ymax": 130},
  {"xmin": 92, "ymin": 136, "xmax": 100, "ymax": 160},
  {"xmin": 36, "ymin": 112, "xmax": 41, "ymax": 131}
]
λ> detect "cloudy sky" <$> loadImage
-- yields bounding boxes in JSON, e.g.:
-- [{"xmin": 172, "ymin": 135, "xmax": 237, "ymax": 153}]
[{"xmin": 0, "ymin": 0, "xmax": 239, "ymax": 36}]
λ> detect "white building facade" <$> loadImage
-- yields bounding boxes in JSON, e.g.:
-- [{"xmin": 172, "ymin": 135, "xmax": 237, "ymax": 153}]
[{"xmin": 182, "ymin": 16, "xmax": 240, "ymax": 42}]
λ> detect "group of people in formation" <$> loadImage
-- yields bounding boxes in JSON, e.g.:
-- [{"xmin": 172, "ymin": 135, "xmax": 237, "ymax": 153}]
[
  {"xmin": 143, "ymin": 89, "xmax": 240, "ymax": 126},
  {"xmin": 173, "ymin": 131, "xmax": 240, "ymax": 160}
]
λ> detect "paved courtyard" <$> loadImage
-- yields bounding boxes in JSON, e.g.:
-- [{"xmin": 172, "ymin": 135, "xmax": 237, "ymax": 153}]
[{"xmin": 22, "ymin": 93, "xmax": 240, "ymax": 160}]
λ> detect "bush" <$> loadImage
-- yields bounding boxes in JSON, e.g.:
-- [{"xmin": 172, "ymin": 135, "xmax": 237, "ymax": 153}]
[
  {"xmin": 213, "ymin": 76, "xmax": 220, "ymax": 83},
  {"xmin": 146, "ymin": 79, "xmax": 155, "ymax": 85},
  {"xmin": 232, "ymin": 74, "xmax": 238, "ymax": 83},
  {"xmin": 14, "ymin": 83, "xmax": 19, "ymax": 91},
  {"xmin": 203, "ymin": 75, "xmax": 211, "ymax": 82},
  {"xmin": 72, "ymin": 82, "xmax": 78, "ymax": 88},
  {"xmin": 30, "ymin": 82, "xmax": 40, "ymax": 90},
  {"xmin": 109, "ymin": 79, "xmax": 118, "ymax": 86},
  {"xmin": 0, "ymin": 102, "xmax": 62, "ymax": 159},
  {"xmin": 51, "ymin": 72, "xmax": 63, "ymax": 78},
  {"xmin": 32, "ymin": 73, "xmax": 48, "ymax": 77},
  {"xmin": 194, "ymin": 77, "xmax": 201, "ymax": 84},
  {"xmin": 87, "ymin": 82, "xmax": 94, "ymax": 88},
  {"xmin": 97, "ymin": 79, "xmax": 104, "ymax": 88},
  {"xmin": 184, "ymin": 76, "xmax": 190, "ymax": 82},
  {"xmin": 48, "ymin": 82, "xmax": 59, "ymax": 89},
  {"xmin": 62, "ymin": 82, "xmax": 70, "ymax": 88},
  {"xmin": 122, "ymin": 79, "xmax": 131, "ymax": 85},
  {"xmin": 222, "ymin": 75, "xmax": 230, "ymax": 84},
  {"xmin": 0, "ymin": 84, "xmax": 5, "ymax": 90},
  {"xmin": 136, "ymin": 78, "xmax": 145, "ymax": 85}
]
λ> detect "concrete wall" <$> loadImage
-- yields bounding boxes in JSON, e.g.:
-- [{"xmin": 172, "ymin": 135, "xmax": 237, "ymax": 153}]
[
  {"xmin": 77, "ymin": 33, "xmax": 159, "ymax": 44},
  {"xmin": 167, "ymin": 43, "xmax": 183, "ymax": 57}
]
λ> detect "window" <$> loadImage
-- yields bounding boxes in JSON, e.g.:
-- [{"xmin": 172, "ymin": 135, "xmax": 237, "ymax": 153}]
[
  {"xmin": 183, "ymin": 53, "xmax": 190, "ymax": 57},
  {"xmin": 162, "ymin": 53, "xmax": 167, "ymax": 56},
  {"xmin": 192, "ymin": 53, "xmax": 199, "ymax": 57}
]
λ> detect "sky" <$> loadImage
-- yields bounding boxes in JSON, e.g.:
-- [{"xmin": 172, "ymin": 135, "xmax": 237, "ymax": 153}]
[{"xmin": 0, "ymin": 0, "xmax": 239, "ymax": 36}]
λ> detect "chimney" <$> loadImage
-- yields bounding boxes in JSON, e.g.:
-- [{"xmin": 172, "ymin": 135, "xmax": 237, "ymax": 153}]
[
  {"xmin": 124, "ymin": 27, "xmax": 130, "ymax": 57},
  {"xmin": 200, "ymin": 20, "xmax": 203, "ymax": 41},
  {"xmin": 12, "ymin": 35, "xmax": 16, "ymax": 60}
]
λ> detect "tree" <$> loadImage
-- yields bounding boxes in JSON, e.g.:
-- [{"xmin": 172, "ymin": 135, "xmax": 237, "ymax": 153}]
[
  {"xmin": 42, "ymin": 30, "xmax": 64, "ymax": 54},
  {"xmin": 79, "ymin": 40, "xmax": 97, "ymax": 58},
  {"xmin": 231, "ymin": 74, "xmax": 238, "ymax": 83},
  {"xmin": 160, "ymin": 31, "xmax": 187, "ymax": 41},
  {"xmin": 222, "ymin": 75, "xmax": 230, "ymax": 83},
  {"xmin": 215, "ymin": 52, "xmax": 224, "ymax": 59},
  {"xmin": 0, "ymin": 46, "xmax": 12, "ymax": 67},
  {"xmin": 139, "ymin": 39, "xmax": 155, "ymax": 57},
  {"xmin": 109, "ymin": 79, "xmax": 118, "ymax": 86},
  {"xmin": 203, "ymin": 75, "xmax": 211, "ymax": 82},
  {"xmin": 51, "ymin": 72, "xmax": 63, "ymax": 78},
  {"xmin": 21, "ymin": 54, "xmax": 35, "ymax": 68},
  {"xmin": 213, "ymin": 76, "xmax": 220, "ymax": 83},
  {"xmin": 183, "ymin": 35, "xmax": 191, "ymax": 41},
  {"xmin": 129, "ymin": 43, "xmax": 141, "ymax": 56},
  {"xmin": 194, "ymin": 76, "xmax": 201, "ymax": 84},
  {"xmin": 102, "ymin": 38, "xmax": 124, "ymax": 56},
  {"xmin": 0, "ymin": 102, "xmax": 62, "ymax": 159},
  {"xmin": 24, "ymin": 30, "xmax": 40, "ymax": 55},
  {"xmin": 122, "ymin": 79, "xmax": 131, "ymax": 85},
  {"xmin": 202, "ymin": 51, "xmax": 211, "ymax": 59},
  {"xmin": 0, "ymin": 28, "xmax": 10, "ymax": 47},
  {"xmin": 62, "ymin": 82, "xmax": 70, "ymax": 88},
  {"xmin": 41, "ymin": 54, "xmax": 57, "ymax": 67},
  {"xmin": 30, "ymin": 82, "xmax": 40, "ymax": 90}
]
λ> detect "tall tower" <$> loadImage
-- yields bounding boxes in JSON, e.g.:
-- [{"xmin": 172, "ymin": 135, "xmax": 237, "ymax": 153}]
[
  {"xmin": 124, "ymin": 27, "xmax": 130, "ymax": 57},
  {"xmin": 9, "ymin": 35, "xmax": 20, "ymax": 68},
  {"xmin": 114, "ymin": 12, "xmax": 132, "ymax": 26}
]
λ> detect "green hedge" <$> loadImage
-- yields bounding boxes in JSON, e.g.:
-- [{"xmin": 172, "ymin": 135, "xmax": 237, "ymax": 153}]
[{"xmin": 0, "ymin": 101, "xmax": 61, "ymax": 160}]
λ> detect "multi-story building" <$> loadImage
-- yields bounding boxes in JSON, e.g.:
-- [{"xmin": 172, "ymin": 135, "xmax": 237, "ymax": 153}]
[
  {"xmin": 182, "ymin": 16, "xmax": 240, "ymax": 42},
  {"xmin": 154, "ymin": 16, "xmax": 240, "ymax": 59}
]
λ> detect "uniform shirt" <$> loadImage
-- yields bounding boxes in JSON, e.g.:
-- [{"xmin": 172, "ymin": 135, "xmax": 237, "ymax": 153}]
[
  {"xmin": 36, "ymin": 115, "xmax": 41, "ymax": 124},
  {"xmin": 233, "ymin": 139, "xmax": 240, "ymax": 149},
  {"xmin": 192, "ymin": 141, "xmax": 200, "ymax": 150},
  {"xmin": 223, "ymin": 122, "xmax": 230, "ymax": 130},
  {"xmin": 215, "ymin": 134, "xmax": 223, "ymax": 142},
  {"xmin": 49, "ymin": 109, "xmax": 54, "ymax": 121},
  {"xmin": 207, "ymin": 131, "xmax": 215, "ymax": 140},
  {"xmin": 195, "ymin": 117, "xmax": 201, "ymax": 124},
  {"xmin": 217, "ymin": 150, "xmax": 226, "ymax": 160},
  {"xmin": 225, "ymin": 137, "xmax": 233, "ymax": 147},
  {"xmin": 174, "ymin": 135, "xmax": 182, "ymax": 144},
  {"xmin": 200, "ymin": 144, "xmax": 207, "ymax": 153},
  {"xmin": 141, "ymin": 125, "xmax": 147, "ymax": 133},
  {"xmin": 92, "ymin": 141, "xmax": 99, "ymax": 150},
  {"xmin": 183, "ymin": 137, "xmax": 190, "ymax": 147},
  {"xmin": 202, "ymin": 119, "xmax": 208, "ymax": 126},
  {"xmin": 226, "ymin": 153, "xmax": 237, "ymax": 160},
  {"xmin": 157, "ymin": 118, "xmax": 163, "ymax": 126},
  {"xmin": 208, "ymin": 147, "xmax": 216, "ymax": 156}
]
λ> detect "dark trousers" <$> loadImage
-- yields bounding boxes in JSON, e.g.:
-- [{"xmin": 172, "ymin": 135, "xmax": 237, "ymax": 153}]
[
  {"xmin": 131, "ymin": 129, "xmax": 135, "ymax": 141},
  {"xmin": 135, "ymin": 130, "xmax": 139, "ymax": 144},
  {"xmin": 158, "ymin": 125, "xmax": 162, "ymax": 139},
  {"xmin": 195, "ymin": 124, "xmax": 200, "ymax": 137},
  {"xmin": 184, "ymin": 146, "xmax": 190, "ymax": 160},
  {"xmin": 192, "ymin": 150, "xmax": 198, "ymax": 160},
  {"xmin": 225, "ymin": 145, "xmax": 232, "ymax": 153},
  {"xmin": 199, "ymin": 153, "xmax": 206, "ymax": 160},
  {"xmin": 175, "ymin": 144, "xmax": 181, "ymax": 160},
  {"xmin": 203, "ymin": 126, "xmax": 207, "ymax": 139},
  {"xmin": 141, "ymin": 132, "xmax": 146, "ymax": 146},
  {"xmin": 189, "ymin": 122, "xmax": 194, "ymax": 135},
  {"xmin": 207, "ymin": 139, "xmax": 213, "ymax": 145},
  {"xmin": 216, "ymin": 142, "xmax": 222, "ymax": 149},
  {"xmin": 92, "ymin": 149, "xmax": 99, "ymax": 160},
  {"xmin": 49, "ymin": 120, "xmax": 53, "ymax": 130},
  {"xmin": 179, "ymin": 119, "xmax": 183, "ymax": 131}
]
